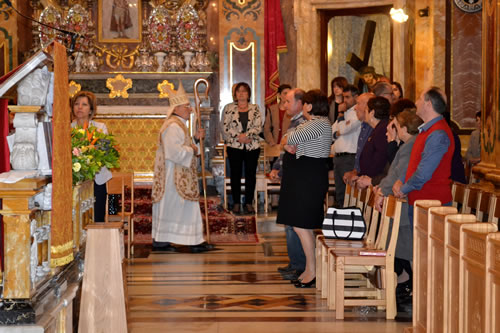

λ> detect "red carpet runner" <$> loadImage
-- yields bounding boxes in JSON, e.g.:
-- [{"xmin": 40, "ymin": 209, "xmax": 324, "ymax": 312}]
[{"xmin": 124, "ymin": 187, "xmax": 259, "ymax": 245}]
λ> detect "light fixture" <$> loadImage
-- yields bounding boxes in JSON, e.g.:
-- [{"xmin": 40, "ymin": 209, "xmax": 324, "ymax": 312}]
[
  {"xmin": 418, "ymin": 6, "xmax": 429, "ymax": 17},
  {"xmin": 390, "ymin": 8, "xmax": 408, "ymax": 23}
]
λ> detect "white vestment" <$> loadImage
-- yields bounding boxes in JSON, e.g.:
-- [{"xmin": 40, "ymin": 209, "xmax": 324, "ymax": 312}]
[{"xmin": 151, "ymin": 120, "xmax": 205, "ymax": 245}]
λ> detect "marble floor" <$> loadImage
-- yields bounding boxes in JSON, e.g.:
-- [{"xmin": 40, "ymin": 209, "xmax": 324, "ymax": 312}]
[{"xmin": 126, "ymin": 217, "xmax": 410, "ymax": 332}]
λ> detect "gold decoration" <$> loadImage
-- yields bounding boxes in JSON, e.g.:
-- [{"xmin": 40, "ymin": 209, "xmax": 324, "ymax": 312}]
[
  {"xmin": 106, "ymin": 74, "xmax": 133, "ymax": 98},
  {"xmin": 157, "ymin": 80, "xmax": 175, "ymax": 98},
  {"xmin": 68, "ymin": 80, "xmax": 81, "ymax": 98},
  {"xmin": 95, "ymin": 44, "xmax": 139, "ymax": 70}
]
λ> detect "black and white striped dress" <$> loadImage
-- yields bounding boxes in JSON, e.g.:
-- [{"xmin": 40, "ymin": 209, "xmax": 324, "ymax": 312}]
[{"xmin": 277, "ymin": 117, "xmax": 333, "ymax": 229}]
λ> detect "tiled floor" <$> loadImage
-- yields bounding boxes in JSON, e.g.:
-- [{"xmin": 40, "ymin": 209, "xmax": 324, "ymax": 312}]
[{"xmin": 126, "ymin": 217, "xmax": 410, "ymax": 332}]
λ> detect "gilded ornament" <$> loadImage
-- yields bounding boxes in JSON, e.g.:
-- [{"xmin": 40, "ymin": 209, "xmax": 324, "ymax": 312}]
[
  {"xmin": 176, "ymin": 3, "xmax": 201, "ymax": 51},
  {"xmin": 106, "ymin": 74, "xmax": 133, "ymax": 98},
  {"xmin": 94, "ymin": 44, "xmax": 139, "ymax": 70},
  {"xmin": 39, "ymin": 5, "xmax": 63, "ymax": 48},
  {"xmin": 68, "ymin": 81, "xmax": 82, "ymax": 98},
  {"xmin": 157, "ymin": 80, "xmax": 175, "ymax": 98}
]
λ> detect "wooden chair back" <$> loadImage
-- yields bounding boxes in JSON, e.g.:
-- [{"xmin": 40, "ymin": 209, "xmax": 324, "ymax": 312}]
[
  {"xmin": 412, "ymin": 200, "xmax": 445, "ymax": 332},
  {"xmin": 427, "ymin": 208, "xmax": 461, "ymax": 333},
  {"xmin": 459, "ymin": 223, "xmax": 497, "ymax": 333},
  {"xmin": 105, "ymin": 172, "xmax": 134, "ymax": 221},
  {"xmin": 477, "ymin": 189, "xmax": 492, "ymax": 222},
  {"xmin": 349, "ymin": 184, "xmax": 359, "ymax": 207},
  {"xmin": 486, "ymin": 232, "xmax": 500, "ymax": 333},
  {"xmin": 343, "ymin": 182, "xmax": 353, "ymax": 207},
  {"xmin": 263, "ymin": 142, "xmax": 281, "ymax": 173},
  {"xmin": 451, "ymin": 182, "xmax": 468, "ymax": 213},
  {"xmin": 443, "ymin": 214, "xmax": 477, "ymax": 333},
  {"xmin": 463, "ymin": 186, "xmax": 481, "ymax": 216},
  {"xmin": 488, "ymin": 193, "xmax": 500, "ymax": 226},
  {"xmin": 364, "ymin": 190, "xmax": 379, "ymax": 247}
]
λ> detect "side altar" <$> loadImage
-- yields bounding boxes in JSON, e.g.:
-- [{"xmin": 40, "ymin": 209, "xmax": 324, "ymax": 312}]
[{"xmin": 0, "ymin": 43, "xmax": 88, "ymax": 331}]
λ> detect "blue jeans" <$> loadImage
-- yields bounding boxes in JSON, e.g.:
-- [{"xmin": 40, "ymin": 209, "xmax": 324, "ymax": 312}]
[{"xmin": 286, "ymin": 225, "xmax": 306, "ymax": 271}]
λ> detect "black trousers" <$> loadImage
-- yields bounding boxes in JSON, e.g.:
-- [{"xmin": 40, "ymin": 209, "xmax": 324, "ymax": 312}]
[{"xmin": 226, "ymin": 146, "xmax": 260, "ymax": 205}]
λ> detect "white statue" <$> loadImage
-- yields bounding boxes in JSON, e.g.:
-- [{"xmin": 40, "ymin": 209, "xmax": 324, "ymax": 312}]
[{"xmin": 10, "ymin": 142, "xmax": 38, "ymax": 170}]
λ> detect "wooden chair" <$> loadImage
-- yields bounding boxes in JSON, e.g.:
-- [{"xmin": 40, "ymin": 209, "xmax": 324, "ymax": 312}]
[
  {"xmin": 105, "ymin": 172, "xmax": 135, "ymax": 259},
  {"xmin": 329, "ymin": 195, "xmax": 404, "ymax": 319},
  {"xmin": 316, "ymin": 187, "xmax": 377, "ymax": 300},
  {"xmin": 262, "ymin": 143, "xmax": 282, "ymax": 213},
  {"xmin": 488, "ymin": 193, "xmax": 500, "ymax": 226},
  {"xmin": 486, "ymin": 232, "xmax": 500, "ymax": 333},
  {"xmin": 443, "ymin": 214, "xmax": 477, "ymax": 333},
  {"xmin": 476, "ymin": 189, "xmax": 493, "ymax": 222},
  {"xmin": 451, "ymin": 182, "xmax": 468, "ymax": 213},
  {"xmin": 343, "ymin": 182, "xmax": 353, "ymax": 208},
  {"xmin": 459, "ymin": 223, "xmax": 497, "ymax": 332}
]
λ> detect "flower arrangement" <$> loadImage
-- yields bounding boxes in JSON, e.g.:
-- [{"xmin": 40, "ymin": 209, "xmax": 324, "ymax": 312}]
[{"xmin": 71, "ymin": 123, "xmax": 120, "ymax": 185}]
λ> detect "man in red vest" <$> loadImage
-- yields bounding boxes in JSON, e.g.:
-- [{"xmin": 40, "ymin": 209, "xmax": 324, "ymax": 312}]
[{"xmin": 392, "ymin": 87, "xmax": 455, "ymax": 226}]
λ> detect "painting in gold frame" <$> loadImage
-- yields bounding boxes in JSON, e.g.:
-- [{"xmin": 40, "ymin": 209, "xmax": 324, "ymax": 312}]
[{"xmin": 98, "ymin": 0, "xmax": 142, "ymax": 43}]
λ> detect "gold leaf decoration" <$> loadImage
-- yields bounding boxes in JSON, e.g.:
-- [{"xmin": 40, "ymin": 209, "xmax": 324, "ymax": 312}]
[
  {"xmin": 68, "ymin": 81, "xmax": 81, "ymax": 98},
  {"xmin": 106, "ymin": 74, "xmax": 133, "ymax": 98},
  {"xmin": 157, "ymin": 80, "xmax": 175, "ymax": 98}
]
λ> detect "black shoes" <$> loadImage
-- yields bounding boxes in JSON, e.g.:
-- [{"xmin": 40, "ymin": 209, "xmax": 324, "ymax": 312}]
[
  {"xmin": 294, "ymin": 277, "xmax": 316, "ymax": 288},
  {"xmin": 151, "ymin": 243, "xmax": 178, "ymax": 253},
  {"xmin": 277, "ymin": 264, "xmax": 293, "ymax": 273},
  {"xmin": 190, "ymin": 242, "xmax": 215, "ymax": 253},
  {"xmin": 232, "ymin": 203, "xmax": 241, "ymax": 214},
  {"xmin": 245, "ymin": 204, "xmax": 255, "ymax": 214}
]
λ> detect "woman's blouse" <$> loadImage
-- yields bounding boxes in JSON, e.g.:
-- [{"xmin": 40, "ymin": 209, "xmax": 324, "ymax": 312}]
[
  {"xmin": 222, "ymin": 102, "xmax": 262, "ymax": 150},
  {"xmin": 287, "ymin": 117, "xmax": 332, "ymax": 159}
]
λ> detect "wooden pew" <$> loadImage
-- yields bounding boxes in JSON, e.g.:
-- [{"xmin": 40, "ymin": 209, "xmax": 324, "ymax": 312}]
[
  {"xmin": 485, "ymin": 232, "xmax": 500, "ymax": 332},
  {"xmin": 488, "ymin": 193, "xmax": 500, "ymax": 226},
  {"xmin": 443, "ymin": 214, "xmax": 477, "ymax": 333},
  {"xmin": 411, "ymin": 200, "xmax": 450, "ymax": 332},
  {"xmin": 459, "ymin": 223, "xmax": 497, "ymax": 333},
  {"xmin": 427, "ymin": 209, "xmax": 467, "ymax": 333}
]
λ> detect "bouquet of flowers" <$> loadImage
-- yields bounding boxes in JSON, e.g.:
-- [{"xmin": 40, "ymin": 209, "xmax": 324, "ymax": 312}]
[{"xmin": 71, "ymin": 123, "xmax": 120, "ymax": 185}]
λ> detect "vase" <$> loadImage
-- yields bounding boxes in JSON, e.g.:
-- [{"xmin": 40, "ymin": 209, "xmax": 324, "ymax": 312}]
[
  {"xmin": 154, "ymin": 51, "xmax": 167, "ymax": 72},
  {"xmin": 182, "ymin": 51, "xmax": 194, "ymax": 72}
]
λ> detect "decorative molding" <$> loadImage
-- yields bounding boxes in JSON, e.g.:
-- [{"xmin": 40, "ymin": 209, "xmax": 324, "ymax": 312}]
[
  {"xmin": 157, "ymin": 80, "xmax": 175, "ymax": 98},
  {"xmin": 106, "ymin": 74, "xmax": 133, "ymax": 98},
  {"xmin": 222, "ymin": 0, "xmax": 261, "ymax": 21},
  {"xmin": 68, "ymin": 80, "xmax": 81, "ymax": 98}
]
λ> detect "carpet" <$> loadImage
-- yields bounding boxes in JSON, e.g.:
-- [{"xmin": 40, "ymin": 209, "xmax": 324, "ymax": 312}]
[{"xmin": 121, "ymin": 187, "xmax": 259, "ymax": 245}]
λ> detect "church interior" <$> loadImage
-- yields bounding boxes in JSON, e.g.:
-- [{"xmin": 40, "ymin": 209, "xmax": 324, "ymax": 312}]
[{"xmin": 0, "ymin": 0, "xmax": 499, "ymax": 332}]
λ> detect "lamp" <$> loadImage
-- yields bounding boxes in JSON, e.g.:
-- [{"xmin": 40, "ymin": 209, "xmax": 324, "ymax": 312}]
[
  {"xmin": 418, "ymin": 6, "xmax": 430, "ymax": 17},
  {"xmin": 390, "ymin": 8, "xmax": 408, "ymax": 23}
]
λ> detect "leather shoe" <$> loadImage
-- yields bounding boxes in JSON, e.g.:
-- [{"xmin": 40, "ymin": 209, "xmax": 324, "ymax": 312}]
[
  {"xmin": 277, "ymin": 264, "xmax": 293, "ymax": 273},
  {"xmin": 190, "ymin": 242, "xmax": 215, "ymax": 253},
  {"xmin": 152, "ymin": 244, "xmax": 178, "ymax": 253},
  {"xmin": 282, "ymin": 270, "xmax": 303, "ymax": 280},
  {"xmin": 294, "ymin": 277, "xmax": 316, "ymax": 288}
]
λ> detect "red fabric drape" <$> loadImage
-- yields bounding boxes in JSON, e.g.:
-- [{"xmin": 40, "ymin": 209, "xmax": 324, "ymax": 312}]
[
  {"xmin": 264, "ymin": 0, "xmax": 287, "ymax": 106},
  {"xmin": 0, "ymin": 99, "xmax": 9, "ymax": 173}
]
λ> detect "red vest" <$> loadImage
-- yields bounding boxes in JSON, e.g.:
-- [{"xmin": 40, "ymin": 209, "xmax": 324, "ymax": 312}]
[{"xmin": 405, "ymin": 118, "xmax": 455, "ymax": 205}]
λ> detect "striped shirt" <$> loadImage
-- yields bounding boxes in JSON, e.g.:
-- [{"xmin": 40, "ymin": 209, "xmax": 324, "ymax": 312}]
[{"xmin": 287, "ymin": 117, "xmax": 332, "ymax": 159}]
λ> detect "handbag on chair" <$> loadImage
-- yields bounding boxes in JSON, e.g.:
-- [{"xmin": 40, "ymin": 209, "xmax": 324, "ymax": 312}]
[{"xmin": 322, "ymin": 206, "xmax": 366, "ymax": 240}]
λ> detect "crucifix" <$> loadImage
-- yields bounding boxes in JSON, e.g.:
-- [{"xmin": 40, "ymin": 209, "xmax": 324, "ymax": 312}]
[{"xmin": 346, "ymin": 20, "xmax": 376, "ymax": 92}]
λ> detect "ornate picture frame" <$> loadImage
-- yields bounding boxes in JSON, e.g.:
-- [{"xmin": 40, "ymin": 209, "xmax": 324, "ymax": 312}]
[{"xmin": 98, "ymin": 0, "xmax": 142, "ymax": 43}]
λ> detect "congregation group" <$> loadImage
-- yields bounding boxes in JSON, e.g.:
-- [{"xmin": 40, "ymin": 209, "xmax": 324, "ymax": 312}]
[{"xmin": 220, "ymin": 66, "xmax": 482, "ymax": 313}]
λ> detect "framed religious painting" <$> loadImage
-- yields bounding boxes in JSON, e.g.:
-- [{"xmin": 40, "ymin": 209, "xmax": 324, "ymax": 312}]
[{"xmin": 98, "ymin": 0, "xmax": 142, "ymax": 43}]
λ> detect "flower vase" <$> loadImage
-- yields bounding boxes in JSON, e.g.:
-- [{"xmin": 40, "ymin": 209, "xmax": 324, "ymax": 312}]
[
  {"xmin": 154, "ymin": 51, "xmax": 167, "ymax": 72},
  {"xmin": 73, "ymin": 51, "xmax": 84, "ymax": 72},
  {"xmin": 182, "ymin": 51, "xmax": 194, "ymax": 72}
]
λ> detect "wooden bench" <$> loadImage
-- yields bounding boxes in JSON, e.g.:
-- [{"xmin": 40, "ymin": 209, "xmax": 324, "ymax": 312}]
[
  {"xmin": 459, "ymin": 223, "xmax": 497, "ymax": 332},
  {"xmin": 486, "ymin": 232, "xmax": 500, "ymax": 332},
  {"xmin": 443, "ymin": 214, "xmax": 477, "ymax": 333},
  {"xmin": 411, "ymin": 200, "xmax": 448, "ymax": 331}
]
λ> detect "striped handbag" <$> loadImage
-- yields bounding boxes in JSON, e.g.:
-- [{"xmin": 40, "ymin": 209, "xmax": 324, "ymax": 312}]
[{"xmin": 322, "ymin": 206, "xmax": 366, "ymax": 240}]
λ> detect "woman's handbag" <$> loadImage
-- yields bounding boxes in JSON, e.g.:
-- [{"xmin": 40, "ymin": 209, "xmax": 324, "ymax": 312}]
[{"xmin": 322, "ymin": 206, "xmax": 366, "ymax": 240}]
